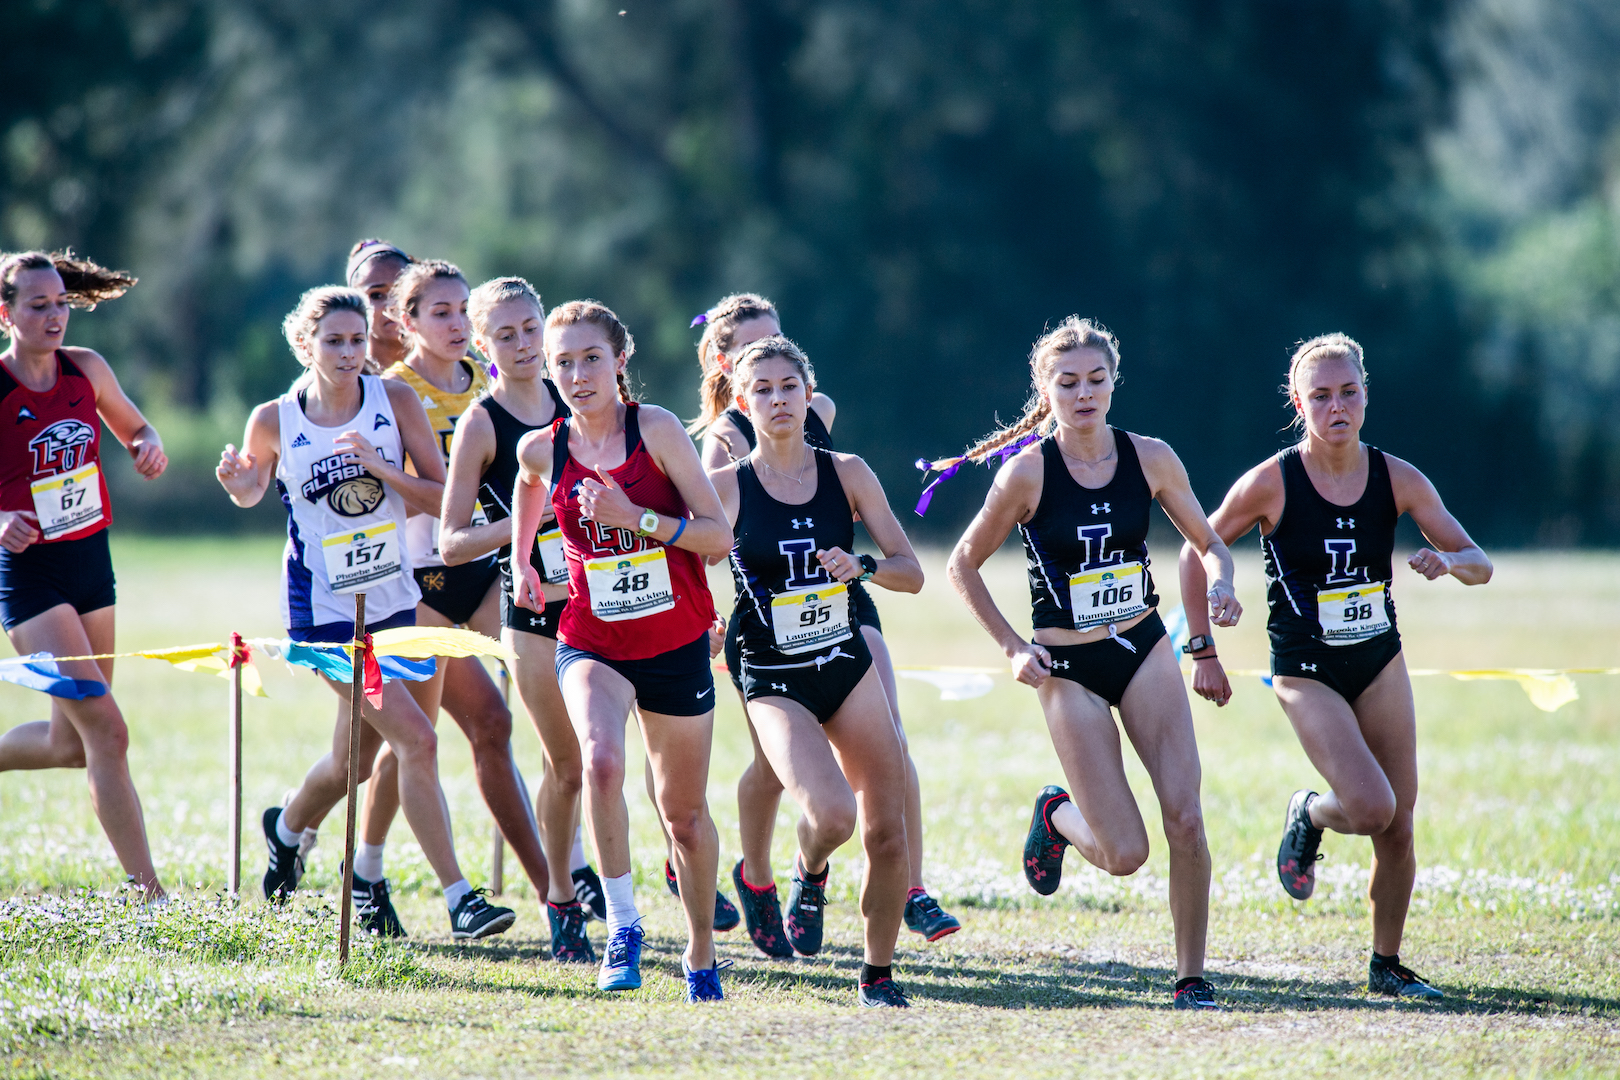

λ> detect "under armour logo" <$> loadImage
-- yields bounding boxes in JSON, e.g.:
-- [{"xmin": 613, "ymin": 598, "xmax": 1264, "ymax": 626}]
[
  {"xmin": 1051, "ymin": 660, "xmax": 1069, "ymax": 670},
  {"xmin": 791, "ymin": 518, "xmax": 813, "ymax": 530},
  {"xmin": 373, "ymin": 413, "xmax": 392, "ymax": 430},
  {"xmin": 290, "ymin": 432, "xmax": 311, "ymax": 448},
  {"xmin": 1091, "ymin": 503, "xmax": 1111, "ymax": 515},
  {"xmin": 1336, "ymin": 517, "xmax": 1355, "ymax": 529},
  {"xmin": 771, "ymin": 682, "xmax": 787, "ymax": 692},
  {"xmin": 1300, "ymin": 662, "xmax": 1317, "ymax": 672}
]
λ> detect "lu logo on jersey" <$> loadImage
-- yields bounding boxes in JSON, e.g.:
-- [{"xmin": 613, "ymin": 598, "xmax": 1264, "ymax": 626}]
[{"xmin": 28, "ymin": 419, "xmax": 95, "ymax": 475}]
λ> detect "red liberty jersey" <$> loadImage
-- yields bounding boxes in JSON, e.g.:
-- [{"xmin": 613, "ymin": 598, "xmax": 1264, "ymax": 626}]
[
  {"xmin": 0, "ymin": 351, "xmax": 110, "ymax": 543},
  {"xmin": 550, "ymin": 404, "xmax": 715, "ymax": 659}
]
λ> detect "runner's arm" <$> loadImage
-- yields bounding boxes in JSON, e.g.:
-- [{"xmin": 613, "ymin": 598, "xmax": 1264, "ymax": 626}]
[
  {"xmin": 810, "ymin": 392, "xmax": 836, "ymax": 434},
  {"xmin": 700, "ymin": 413, "xmax": 748, "ymax": 470},
  {"xmin": 338, "ymin": 380, "xmax": 444, "ymax": 518},
  {"xmin": 71, "ymin": 347, "xmax": 166, "ymax": 480},
  {"xmin": 1387, "ymin": 455, "xmax": 1492, "ymax": 585},
  {"xmin": 616, "ymin": 406, "xmax": 732, "ymax": 560},
  {"xmin": 824, "ymin": 454, "xmax": 922, "ymax": 593},
  {"xmin": 439, "ymin": 406, "xmax": 511, "ymax": 565},
  {"xmin": 1138, "ymin": 436, "xmax": 1240, "ymax": 628},
  {"xmin": 510, "ymin": 427, "xmax": 556, "ymax": 610},
  {"xmin": 216, "ymin": 401, "xmax": 281, "ymax": 509}
]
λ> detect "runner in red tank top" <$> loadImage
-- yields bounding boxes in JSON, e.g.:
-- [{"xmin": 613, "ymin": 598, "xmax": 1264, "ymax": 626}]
[
  {"xmin": 0, "ymin": 250, "xmax": 169, "ymax": 901},
  {"xmin": 511, "ymin": 300, "xmax": 734, "ymax": 1002}
]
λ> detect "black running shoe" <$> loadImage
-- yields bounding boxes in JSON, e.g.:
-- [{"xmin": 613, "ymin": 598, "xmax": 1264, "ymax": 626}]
[
  {"xmin": 785, "ymin": 858, "xmax": 828, "ymax": 957},
  {"xmin": 1023, "ymin": 785, "xmax": 1071, "ymax": 896},
  {"xmin": 449, "ymin": 888, "xmax": 516, "ymax": 941},
  {"xmin": 1368, "ymin": 956, "xmax": 1444, "ymax": 1000},
  {"xmin": 1277, "ymin": 789, "xmax": 1325, "ymax": 900},
  {"xmin": 1173, "ymin": 977, "xmax": 1219, "ymax": 1010},
  {"xmin": 571, "ymin": 865, "xmax": 606, "ymax": 922},
  {"xmin": 547, "ymin": 899, "xmax": 596, "ymax": 963},
  {"xmin": 731, "ymin": 860, "xmax": 794, "ymax": 959},
  {"xmin": 904, "ymin": 892, "xmax": 961, "ymax": 942},
  {"xmin": 858, "ymin": 977, "xmax": 910, "ymax": 1008},
  {"xmin": 261, "ymin": 807, "xmax": 304, "ymax": 902},
  {"xmin": 352, "ymin": 874, "xmax": 407, "ymax": 938},
  {"xmin": 664, "ymin": 859, "xmax": 742, "ymax": 932}
]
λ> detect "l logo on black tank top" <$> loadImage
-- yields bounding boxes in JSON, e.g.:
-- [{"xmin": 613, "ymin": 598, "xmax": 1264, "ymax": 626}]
[
  {"xmin": 1323, "ymin": 539, "xmax": 1369, "ymax": 585},
  {"xmin": 1076, "ymin": 524, "xmax": 1126, "ymax": 570},
  {"xmin": 777, "ymin": 538, "xmax": 829, "ymax": 589}
]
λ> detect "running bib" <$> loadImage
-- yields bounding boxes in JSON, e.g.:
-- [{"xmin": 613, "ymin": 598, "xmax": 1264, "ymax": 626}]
[
  {"xmin": 584, "ymin": 547, "xmax": 675, "ymax": 622},
  {"xmin": 471, "ymin": 501, "xmax": 489, "ymax": 528},
  {"xmin": 770, "ymin": 582, "xmax": 851, "ymax": 655},
  {"xmin": 1316, "ymin": 581, "xmax": 1391, "ymax": 645},
  {"xmin": 322, "ymin": 521, "xmax": 406, "ymax": 594},
  {"xmin": 30, "ymin": 462, "xmax": 105, "ymax": 540},
  {"xmin": 1068, "ymin": 561, "xmax": 1149, "ymax": 630},
  {"xmin": 536, "ymin": 527, "xmax": 568, "ymax": 585}
]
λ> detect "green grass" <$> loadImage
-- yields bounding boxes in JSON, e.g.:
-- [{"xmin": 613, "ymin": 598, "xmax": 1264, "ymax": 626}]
[{"xmin": 2, "ymin": 537, "xmax": 1618, "ymax": 1077}]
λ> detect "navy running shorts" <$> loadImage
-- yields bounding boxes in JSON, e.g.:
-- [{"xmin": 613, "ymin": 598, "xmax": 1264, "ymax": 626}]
[
  {"xmin": 739, "ymin": 631, "xmax": 875, "ymax": 725},
  {"xmin": 1045, "ymin": 610, "xmax": 1168, "ymax": 708},
  {"xmin": 414, "ymin": 557, "xmax": 500, "ymax": 626},
  {"xmin": 502, "ymin": 589, "xmax": 565, "ymax": 640},
  {"xmin": 555, "ymin": 632, "xmax": 715, "ymax": 717},
  {"xmin": 0, "ymin": 530, "xmax": 116, "ymax": 632},
  {"xmin": 288, "ymin": 605, "xmax": 415, "ymax": 645},
  {"xmin": 1270, "ymin": 629, "xmax": 1402, "ymax": 703}
]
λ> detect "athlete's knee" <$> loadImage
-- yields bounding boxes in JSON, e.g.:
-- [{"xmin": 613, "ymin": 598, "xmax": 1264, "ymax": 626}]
[
  {"xmin": 1100, "ymin": 836, "xmax": 1149, "ymax": 877},
  {"xmin": 1159, "ymin": 800, "xmax": 1206, "ymax": 853},
  {"xmin": 739, "ymin": 760, "xmax": 783, "ymax": 798},
  {"xmin": 1374, "ymin": 806, "xmax": 1414, "ymax": 850},
  {"xmin": 1338, "ymin": 790, "xmax": 1397, "ymax": 836},
  {"xmin": 660, "ymin": 799, "xmax": 710, "ymax": 850},
  {"xmin": 78, "ymin": 709, "xmax": 130, "ymax": 760},
  {"xmin": 390, "ymin": 724, "xmax": 439, "ymax": 766},
  {"xmin": 808, "ymin": 794, "xmax": 859, "ymax": 851},
  {"xmin": 582, "ymin": 741, "xmax": 625, "ymax": 792},
  {"xmin": 462, "ymin": 702, "xmax": 513, "ymax": 749},
  {"xmin": 859, "ymin": 813, "xmax": 906, "ymax": 868}
]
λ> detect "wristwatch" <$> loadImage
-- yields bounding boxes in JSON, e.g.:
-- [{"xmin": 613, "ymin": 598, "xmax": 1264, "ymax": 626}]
[
  {"xmin": 856, "ymin": 554, "xmax": 878, "ymax": 581},
  {"xmin": 636, "ymin": 509, "xmax": 660, "ymax": 537},
  {"xmin": 1182, "ymin": 634, "xmax": 1215, "ymax": 656}
]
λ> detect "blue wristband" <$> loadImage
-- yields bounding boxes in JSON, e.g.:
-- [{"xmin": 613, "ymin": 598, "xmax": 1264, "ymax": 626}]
[{"xmin": 668, "ymin": 516, "xmax": 687, "ymax": 546}]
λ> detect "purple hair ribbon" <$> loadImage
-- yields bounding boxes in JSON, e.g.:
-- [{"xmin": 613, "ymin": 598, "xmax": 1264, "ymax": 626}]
[
  {"xmin": 690, "ymin": 313, "xmax": 708, "ymax": 328},
  {"xmin": 912, "ymin": 431, "xmax": 1043, "ymax": 517}
]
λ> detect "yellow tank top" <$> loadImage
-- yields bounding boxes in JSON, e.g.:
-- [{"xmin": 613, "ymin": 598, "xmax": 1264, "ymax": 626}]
[{"xmin": 383, "ymin": 358, "xmax": 490, "ymax": 464}]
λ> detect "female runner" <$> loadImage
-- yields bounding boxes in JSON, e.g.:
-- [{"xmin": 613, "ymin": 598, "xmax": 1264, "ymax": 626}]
[
  {"xmin": 0, "ymin": 250, "xmax": 167, "ymax": 900},
  {"xmin": 1180, "ymin": 333, "xmax": 1491, "ymax": 1000},
  {"xmin": 946, "ymin": 316, "xmax": 1237, "ymax": 1010},
  {"xmin": 216, "ymin": 285, "xmax": 514, "ymax": 940},
  {"xmin": 689, "ymin": 293, "xmax": 959, "ymax": 957},
  {"xmin": 714, "ymin": 334, "xmax": 918, "ymax": 1007},
  {"xmin": 346, "ymin": 239, "xmax": 414, "ymax": 371},
  {"xmin": 440, "ymin": 276, "xmax": 595, "ymax": 962},
  {"xmin": 510, "ymin": 300, "xmax": 733, "ymax": 1002}
]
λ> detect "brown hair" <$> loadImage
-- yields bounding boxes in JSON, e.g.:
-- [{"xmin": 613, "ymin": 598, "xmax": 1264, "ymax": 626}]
[
  {"xmin": 546, "ymin": 299, "xmax": 637, "ymax": 403},
  {"xmin": 1284, "ymin": 333, "xmax": 1368, "ymax": 430},
  {"xmin": 732, "ymin": 334, "xmax": 816, "ymax": 401},
  {"xmin": 468, "ymin": 276, "xmax": 543, "ymax": 337},
  {"xmin": 688, "ymin": 292, "xmax": 781, "ymax": 435},
  {"xmin": 0, "ymin": 249, "xmax": 136, "ymax": 312},
  {"xmin": 390, "ymin": 258, "xmax": 468, "ymax": 321},
  {"xmin": 282, "ymin": 286, "xmax": 372, "ymax": 372},
  {"xmin": 344, "ymin": 238, "xmax": 413, "ymax": 287},
  {"xmin": 959, "ymin": 316, "xmax": 1121, "ymax": 463}
]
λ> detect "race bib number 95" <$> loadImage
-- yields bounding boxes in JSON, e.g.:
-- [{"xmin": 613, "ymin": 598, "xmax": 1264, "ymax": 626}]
[
  {"xmin": 770, "ymin": 582, "xmax": 851, "ymax": 655},
  {"xmin": 584, "ymin": 547, "xmax": 676, "ymax": 622}
]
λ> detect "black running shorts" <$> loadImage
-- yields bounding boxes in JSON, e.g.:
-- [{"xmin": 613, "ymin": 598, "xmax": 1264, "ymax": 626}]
[
  {"xmin": 0, "ymin": 530, "xmax": 116, "ymax": 632},
  {"xmin": 414, "ymin": 557, "xmax": 500, "ymax": 626},
  {"xmin": 740, "ymin": 631, "xmax": 875, "ymax": 725},
  {"xmin": 503, "ymin": 589, "xmax": 565, "ymax": 640},
  {"xmin": 1045, "ymin": 610, "xmax": 1167, "ymax": 708},
  {"xmin": 727, "ymin": 583, "xmax": 883, "ymax": 693},
  {"xmin": 554, "ymin": 632, "xmax": 716, "ymax": 717},
  {"xmin": 1270, "ymin": 629, "xmax": 1402, "ymax": 703}
]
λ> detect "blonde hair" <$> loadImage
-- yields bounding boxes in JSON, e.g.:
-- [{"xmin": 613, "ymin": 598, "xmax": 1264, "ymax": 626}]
[
  {"xmin": 688, "ymin": 293, "xmax": 780, "ymax": 435},
  {"xmin": 469, "ymin": 276, "xmax": 543, "ymax": 337},
  {"xmin": 282, "ymin": 286, "xmax": 372, "ymax": 372},
  {"xmin": 732, "ymin": 334, "xmax": 816, "ymax": 400},
  {"xmin": 1284, "ymin": 333, "xmax": 1368, "ymax": 430},
  {"xmin": 959, "ymin": 316, "xmax": 1121, "ymax": 464},
  {"xmin": 546, "ymin": 299, "xmax": 637, "ymax": 403},
  {"xmin": 0, "ymin": 249, "xmax": 136, "ymax": 314}
]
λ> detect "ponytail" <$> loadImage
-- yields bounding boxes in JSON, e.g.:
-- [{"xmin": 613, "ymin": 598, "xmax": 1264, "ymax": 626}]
[
  {"xmin": 687, "ymin": 292, "xmax": 780, "ymax": 435},
  {"xmin": 0, "ymin": 249, "xmax": 136, "ymax": 311}
]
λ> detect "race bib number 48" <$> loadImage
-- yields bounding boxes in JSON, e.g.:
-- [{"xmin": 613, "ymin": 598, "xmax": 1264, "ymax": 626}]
[
  {"xmin": 1069, "ymin": 561, "xmax": 1149, "ymax": 630},
  {"xmin": 584, "ymin": 547, "xmax": 676, "ymax": 622},
  {"xmin": 322, "ymin": 521, "xmax": 405, "ymax": 594},
  {"xmin": 770, "ymin": 582, "xmax": 851, "ymax": 655},
  {"xmin": 30, "ymin": 462, "xmax": 105, "ymax": 540},
  {"xmin": 1316, "ymin": 581, "xmax": 1391, "ymax": 645}
]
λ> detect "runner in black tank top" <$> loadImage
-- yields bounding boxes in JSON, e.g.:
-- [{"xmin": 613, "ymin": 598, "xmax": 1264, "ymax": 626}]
[
  {"xmin": 710, "ymin": 334, "xmax": 923, "ymax": 1007},
  {"xmin": 947, "ymin": 316, "xmax": 1239, "ymax": 1010},
  {"xmin": 1182, "ymin": 333, "xmax": 1492, "ymax": 1001},
  {"xmin": 440, "ymin": 279, "xmax": 603, "ymax": 964}
]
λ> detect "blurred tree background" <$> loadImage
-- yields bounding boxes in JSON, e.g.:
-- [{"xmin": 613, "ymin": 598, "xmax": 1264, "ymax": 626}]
[{"xmin": 3, "ymin": 0, "xmax": 1616, "ymax": 543}]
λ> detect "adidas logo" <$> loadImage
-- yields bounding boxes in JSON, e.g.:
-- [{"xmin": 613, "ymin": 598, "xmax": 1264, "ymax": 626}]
[{"xmin": 290, "ymin": 432, "xmax": 311, "ymax": 448}]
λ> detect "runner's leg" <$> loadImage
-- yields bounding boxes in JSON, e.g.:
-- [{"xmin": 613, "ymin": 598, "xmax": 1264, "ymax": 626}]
[
  {"xmin": 509, "ymin": 627, "xmax": 584, "ymax": 903},
  {"xmin": 641, "ymin": 706, "xmax": 720, "ymax": 971}
]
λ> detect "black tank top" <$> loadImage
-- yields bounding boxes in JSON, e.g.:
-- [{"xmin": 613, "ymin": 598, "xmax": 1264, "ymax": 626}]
[
  {"xmin": 475, "ymin": 378, "xmax": 569, "ymax": 581},
  {"xmin": 722, "ymin": 405, "xmax": 833, "ymax": 457},
  {"xmin": 730, "ymin": 449, "xmax": 860, "ymax": 664},
  {"xmin": 1263, "ymin": 445, "xmax": 1399, "ymax": 647},
  {"xmin": 1021, "ymin": 428, "xmax": 1159, "ymax": 631}
]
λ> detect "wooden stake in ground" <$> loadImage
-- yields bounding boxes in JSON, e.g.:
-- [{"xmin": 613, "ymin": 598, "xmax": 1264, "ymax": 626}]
[
  {"xmin": 491, "ymin": 661, "xmax": 509, "ymax": 895},
  {"xmin": 226, "ymin": 632, "xmax": 244, "ymax": 899},
  {"xmin": 339, "ymin": 593, "xmax": 366, "ymax": 967}
]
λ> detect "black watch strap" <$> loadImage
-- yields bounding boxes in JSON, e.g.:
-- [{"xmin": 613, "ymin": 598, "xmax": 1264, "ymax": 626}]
[
  {"xmin": 857, "ymin": 554, "xmax": 878, "ymax": 581},
  {"xmin": 1182, "ymin": 634, "xmax": 1214, "ymax": 655}
]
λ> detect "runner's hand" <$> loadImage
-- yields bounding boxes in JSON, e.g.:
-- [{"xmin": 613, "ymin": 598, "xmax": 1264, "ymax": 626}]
[
  {"xmin": 1408, "ymin": 548, "xmax": 1451, "ymax": 581},
  {"xmin": 1009, "ymin": 641, "xmax": 1051, "ymax": 688},
  {"xmin": 577, "ymin": 467, "xmax": 640, "ymax": 531},
  {"xmin": 708, "ymin": 614, "xmax": 726, "ymax": 659},
  {"xmin": 1191, "ymin": 655, "xmax": 1232, "ymax": 706},
  {"xmin": 0, "ymin": 510, "xmax": 40, "ymax": 553},
  {"xmin": 334, "ymin": 431, "xmax": 392, "ymax": 480},
  {"xmin": 215, "ymin": 444, "xmax": 259, "ymax": 499},
  {"xmin": 816, "ymin": 546, "xmax": 861, "ymax": 583},
  {"xmin": 130, "ymin": 432, "xmax": 167, "ymax": 479},
  {"xmin": 1207, "ymin": 580, "xmax": 1241, "ymax": 627},
  {"xmin": 513, "ymin": 556, "xmax": 546, "ymax": 612}
]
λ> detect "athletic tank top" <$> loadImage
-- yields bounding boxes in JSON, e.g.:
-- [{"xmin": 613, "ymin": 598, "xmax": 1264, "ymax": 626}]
[
  {"xmin": 0, "ymin": 351, "xmax": 111, "ymax": 543},
  {"xmin": 730, "ymin": 450, "xmax": 860, "ymax": 664},
  {"xmin": 1262, "ymin": 445, "xmax": 1399, "ymax": 647},
  {"xmin": 475, "ymin": 379, "xmax": 570, "ymax": 589},
  {"xmin": 550, "ymin": 403, "xmax": 716, "ymax": 659},
  {"xmin": 275, "ymin": 374, "xmax": 419, "ymax": 630},
  {"xmin": 721, "ymin": 405, "xmax": 833, "ymax": 457},
  {"xmin": 383, "ymin": 359, "xmax": 491, "ymax": 569},
  {"xmin": 1021, "ymin": 428, "xmax": 1159, "ymax": 632}
]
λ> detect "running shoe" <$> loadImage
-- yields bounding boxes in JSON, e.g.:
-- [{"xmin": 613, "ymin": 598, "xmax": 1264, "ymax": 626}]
[
  {"xmin": 665, "ymin": 859, "xmax": 742, "ymax": 932},
  {"xmin": 1023, "ymin": 785, "xmax": 1072, "ymax": 896},
  {"xmin": 1173, "ymin": 977, "xmax": 1220, "ymax": 1010},
  {"xmin": 785, "ymin": 858, "xmax": 828, "ymax": 957},
  {"xmin": 546, "ymin": 899, "xmax": 596, "ymax": 963},
  {"xmin": 597, "ymin": 922, "xmax": 645, "ymax": 992},
  {"xmin": 903, "ymin": 891, "xmax": 961, "ymax": 942},
  {"xmin": 858, "ymin": 976, "xmax": 910, "ymax": 1008},
  {"xmin": 1368, "ymin": 956, "xmax": 1444, "ymax": 1000},
  {"xmin": 261, "ymin": 807, "xmax": 305, "ymax": 902},
  {"xmin": 281, "ymin": 788, "xmax": 319, "ymax": 865},
  {"xmin": 731, "ymin": 860, "xmax": 794, "ymax": 959},
  {"xmin": 1277, "ymin": 789, "xmax": 1325, "ymax": 900},
  {"xmin": 571, "ymin": 865, "xmax": 607, "ymax": 922},
  {"xmin": 449, "ymin": 889, "xmax": 517, "ymax": 941},
  {"xmin": 351, "ymin": 873, "xmax": 407, "ymax": 938},
  {"xmin": 682, "ymin": 957, "xmax": 732, "ymax": 1003}
]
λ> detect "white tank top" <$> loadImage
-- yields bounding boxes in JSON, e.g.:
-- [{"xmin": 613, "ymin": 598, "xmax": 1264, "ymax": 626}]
[{"xmin": 275, "ymin": 374, "xmax": 420, "ymax": 630}]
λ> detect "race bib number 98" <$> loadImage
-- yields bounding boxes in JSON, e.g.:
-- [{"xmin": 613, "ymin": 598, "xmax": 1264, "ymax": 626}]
[
  {"xmin": 322, "ymin": 521, "xmax": 405, "ymax": 594},
  {"xmin": 770, "ymin": 583, "xmax": 851, "ymax": 655},
  {"xmin": 1316, "ymin": 581, "xmax": 1391, "ymax": 645},
  {"xmin": 1068, "ymin": 561, "xmax": 1149, "ymax": 630},
  {"xmin": 584, "ymin": 547, "xmax": 676, "ymax": 622},
  {"xmin": 30, "ymin": 462, "xmax": 105, "ymax": 540}
]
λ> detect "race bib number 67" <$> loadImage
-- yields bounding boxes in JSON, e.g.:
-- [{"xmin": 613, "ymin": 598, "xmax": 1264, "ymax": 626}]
[{"xmin": 30, "ymin": 462, "xmax": 105, "ymax": 540}]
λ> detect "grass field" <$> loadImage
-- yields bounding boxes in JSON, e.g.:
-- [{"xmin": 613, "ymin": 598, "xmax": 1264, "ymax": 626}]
[{"xmin": 2, "ymin": 536, "xmax": 1618, "ymax": 1078}]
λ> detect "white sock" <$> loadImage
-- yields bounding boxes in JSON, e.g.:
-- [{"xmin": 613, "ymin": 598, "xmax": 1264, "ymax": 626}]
[
  {"xmin": 603, "ymin": 872, "xmax": 638, "ymax": 934},
  {"xmin": 443, "ymin": 878, "xmax": 472, "ymax": 911},
  {"xmin": 274, "ymin": 813, "xmax": 302, "ymax": 850},
  {"xmin": 570, "ymin": 825, "xmax": 589, "ymax": 872},
  {"xmin": 354, "ymin": 842, "xmax": 385, "ymax": 883}
]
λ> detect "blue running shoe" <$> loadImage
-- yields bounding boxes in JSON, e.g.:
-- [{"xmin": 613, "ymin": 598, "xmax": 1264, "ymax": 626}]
[
  {"xmin": 597, "ymin": 922, "xmax": 645, "ymax": 992},
  {"xmin": 683, "ymin": 957, "xmax": 732, "ymax": 1003},
  {"xmin": 666, "ymin": 859, "xmax": 742, "ymax": 932}
]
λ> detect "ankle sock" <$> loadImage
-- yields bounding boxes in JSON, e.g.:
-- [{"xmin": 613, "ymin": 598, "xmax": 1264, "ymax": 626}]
[
  {"xmin": 1372, "ymin": 951, "xmax": 1399, "ymax": 968},
  {"xmin": 861, "ymin": 963, "xmax": 892, "ymax": 985},
  {"xmin": 907, "ymin": 886, "xmax": 926, "ymax": 901},
  {"xmin": 443, "ymin": 878, "xmax": 472, "ymax": 911},
  {"xmin": 1175, "ymin": 976, "xmax": 1203, "ymax": 992},
  {"xmin": 569, "ymin": 827, "xmax": 589, "ymax": 872},
  {"xmin": 739, "ymin": 865, "xmax": 774, "ymax": 893},
  {"xmin": 274, "ymin": 813, "xmax": 302, "ymax": 850},
  {"xmin": 797, "ymin": 856, "xmax": 829, "ymax": 885},
  {"xmin": 354, "ymin": 842, "xmax": 385, "ymax": 883},
  {"xmin": 602, "ymin": 872, "xmax": 639, "ymax": 934}
]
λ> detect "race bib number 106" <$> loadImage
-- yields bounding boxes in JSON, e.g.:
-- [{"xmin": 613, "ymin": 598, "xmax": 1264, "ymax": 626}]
[{"xmin": 1068, "ymin": 561, "xmax": 1149, "ymax": 631}]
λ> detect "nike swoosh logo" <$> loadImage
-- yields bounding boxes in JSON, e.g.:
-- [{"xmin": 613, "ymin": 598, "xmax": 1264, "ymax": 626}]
[
  {"xmin": 68, "ymin": 398, "xmax": 84, "ymax": 407},
  {"xmin": 696, "ymin": 688, "xmax": 712, "ymax": 699}
]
